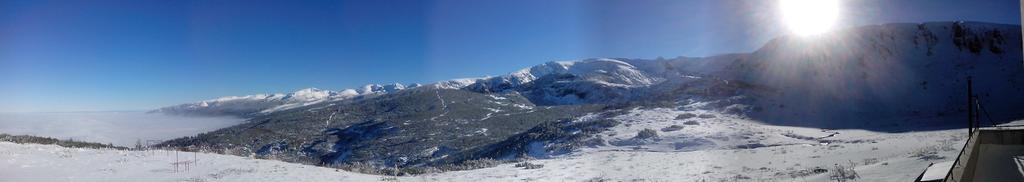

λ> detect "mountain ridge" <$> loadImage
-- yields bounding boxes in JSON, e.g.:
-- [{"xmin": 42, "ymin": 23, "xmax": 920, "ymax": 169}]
[
  {"xmin": 156, "ymin": 21, "xmax": 1024, "ymax": 128},
  {"xmin": 157, "ymin": 21, "xmax": 1024, "ymax": 172},
  {"xmin": 152, "ymin": 83, "xmax": 419, "ymax": 116}
]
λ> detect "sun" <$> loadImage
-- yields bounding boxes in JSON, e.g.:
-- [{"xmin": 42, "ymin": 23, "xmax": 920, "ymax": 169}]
[{"xmin": 780, "ymin": 0, "xmax": 840, "ymax": 36}]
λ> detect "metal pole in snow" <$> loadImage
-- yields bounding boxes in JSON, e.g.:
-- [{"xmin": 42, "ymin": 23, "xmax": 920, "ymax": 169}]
[{"xmin": 967, "ymin": 76, "xmax": 973, "ymax": 135}]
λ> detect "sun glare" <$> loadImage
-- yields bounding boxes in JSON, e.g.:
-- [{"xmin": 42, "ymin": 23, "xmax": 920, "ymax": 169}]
[{"xmin": 780, "ymin": 0, "xmax": 840, "ymax": 36}]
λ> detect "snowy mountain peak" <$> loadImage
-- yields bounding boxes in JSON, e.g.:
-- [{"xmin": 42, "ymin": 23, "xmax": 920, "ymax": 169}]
[
  {"xmin": 382, "ymin": 83, "xmax": 407, "ymax": 92},
  {"xmin": 154, "ymin": 84, "xmax": 416, "ymax": 116},
  {"xmin": 338, "ymin": 89, "xmax": 359, "ymax": 96},
  {"xmin": 432, "ymin": 78, "xmax": 486, "ymax": 89},
  {"xmin": 359, "ymin": 84, "xmax": 383, "ymax": 94},
  {"xmin": 357, "ymin": 83, "xmax": 413, "ymax": 94},
  {"xmin": 459, "ymin": 58, "xmax": 659, "ymax": 92},
  {"xmin": 287, "ymin": 88, "xmax": 333, "ymax": 101}
]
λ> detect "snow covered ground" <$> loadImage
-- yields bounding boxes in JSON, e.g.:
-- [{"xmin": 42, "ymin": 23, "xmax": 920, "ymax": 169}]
[
  {"xmin": 0, "ymin": 142, "xmax": 384, "ymax": 182},
  {"xmin": 419, "ymin": 108, "xmax": 966, "ymax": 181},
  {"xmin": 0, "ymin": 111, "xmax": 243, "ymax": 146},
  {"xmin": 0, "ymin": 108, "xmax": 967, "ymax": 181}
]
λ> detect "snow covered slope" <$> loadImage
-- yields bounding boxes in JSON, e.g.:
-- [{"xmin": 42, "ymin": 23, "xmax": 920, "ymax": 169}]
[
  {"xmin": 0, "ymin": 109, "xmax": 969, "ymax": 181},
  {"xmin": 152, "ymin": 83, "xmax": 417, "ymax": 117},
  {"xmin": 425, "ymin": 108, "xmax": 968, "ymax": 181},
  {"xmin": 458, "ymin": 21, "xmax": 1024, "ymax": 128},
  {"xmin": 0, "ymin": 142, "xmax": 384, "ymax": 182},
  {"xmin": 730, "ymin": 22, "xmax": 1024, "ymax": 128}
]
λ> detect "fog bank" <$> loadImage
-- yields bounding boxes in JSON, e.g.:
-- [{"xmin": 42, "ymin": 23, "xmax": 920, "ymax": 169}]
[{"xmin": 0, "ymin": 111, "xmax": 244, "ymax": 147}]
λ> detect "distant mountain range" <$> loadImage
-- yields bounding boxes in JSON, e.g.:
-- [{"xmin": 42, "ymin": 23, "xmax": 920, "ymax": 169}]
[
  {"xmin": 152, "ymin": 83, "xmax": 420, "ymax": 116},
  {"xmin": 158, "ymin": 21, "xmax": 1024, "ymax": 171}
]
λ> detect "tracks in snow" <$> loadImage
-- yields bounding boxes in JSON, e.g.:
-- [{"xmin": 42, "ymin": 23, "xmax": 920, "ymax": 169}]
[{"xmin": 430, "ymin": 89, "xmax": 450, "ymax": 121}]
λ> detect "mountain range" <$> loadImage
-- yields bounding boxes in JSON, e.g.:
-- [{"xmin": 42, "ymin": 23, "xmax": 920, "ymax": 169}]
[
  {"xmin": 157, "ymin": 21, "xmax": 1024, "ymax": 172},
  {"xmin": 153, "ymin": 83, "xmax": 420, "ymax": 116}
]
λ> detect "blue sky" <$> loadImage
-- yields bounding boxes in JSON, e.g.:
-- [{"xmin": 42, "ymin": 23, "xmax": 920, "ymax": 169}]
[{"xmin": 0, "ymin": 0, "xmax": 1020, "ymax": 112}]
